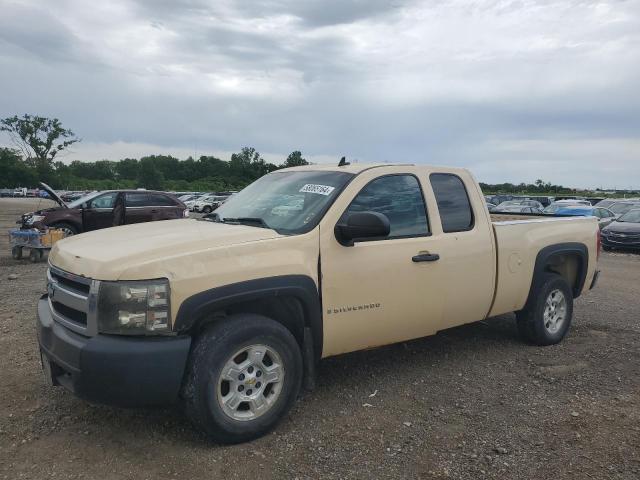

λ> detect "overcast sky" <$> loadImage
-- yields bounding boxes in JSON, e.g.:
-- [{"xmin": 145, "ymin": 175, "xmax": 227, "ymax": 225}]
[{"xmin": 1, "ymin": 0, "xmax": 639, "ymax": 188}]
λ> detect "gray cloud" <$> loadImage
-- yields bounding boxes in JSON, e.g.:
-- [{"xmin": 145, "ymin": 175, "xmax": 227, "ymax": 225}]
[{"xmin": 1, "ymin": 0, "xmax": 639, "ymax": 188}]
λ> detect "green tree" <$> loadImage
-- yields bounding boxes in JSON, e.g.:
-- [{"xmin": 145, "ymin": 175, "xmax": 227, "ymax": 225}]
[
  {"xmin": 282, "ymin": 150, "xmax": 308, "ymax": 168},
  {"xmin": 137, "ymin": 158, "xmax": 164, "ymax": 190},
  {"xmin": 0, "ymin": 148, "xmax": 37, "ymax": 187},
  {"xmin": 0, "ymin": 114, "xmax": 80, "ymax": 183}
]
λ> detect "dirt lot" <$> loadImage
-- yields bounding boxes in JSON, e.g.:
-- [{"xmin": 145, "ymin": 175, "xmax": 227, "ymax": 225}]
[{"xmin": 0, "ymin": 198, "xmax": 638, "ymax": 479}]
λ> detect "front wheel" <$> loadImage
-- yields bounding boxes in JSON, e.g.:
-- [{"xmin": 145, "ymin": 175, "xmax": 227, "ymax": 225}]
[
  {"xmin": 202, "ymin": 206, "xmax": 212, "ymax": 214},
  {"xmin": 516, "ymin": 273, "xmax": 573, "ymax": 346},
  {"xmin": 50, "ymin": 222, "xmax": 78, "ymax": 237},
  {"xmin": 12, "ymin": 246, "xmax": 23, "ymax": 260},
  {"xmin": 182, "ymin": 314, "xmax": 302, "ymax": 444}
]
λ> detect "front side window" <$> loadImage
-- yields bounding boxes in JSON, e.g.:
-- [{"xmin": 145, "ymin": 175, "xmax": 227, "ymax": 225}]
[
  {"xmin": 340, "ymin": 175, "xmax": 429, "ymax": 238},
  {"xmin": 214, "ymin": 171, "xmax": 354, "ymax": 234},
  {"xmin": 89, "ymin": 192, "xmax": 118, "ymax": 209},
  {"xmin": 430, "ymin": 173, "xmax": 474, "ymax": 233}
]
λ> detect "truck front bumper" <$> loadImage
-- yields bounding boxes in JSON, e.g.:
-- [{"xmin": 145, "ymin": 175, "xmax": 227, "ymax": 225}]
[{"xmin": 37, "ymin": 295, "xmax": 192, "ymax": 407}]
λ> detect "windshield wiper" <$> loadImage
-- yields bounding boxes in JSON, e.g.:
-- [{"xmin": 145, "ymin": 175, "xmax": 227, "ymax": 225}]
[{"xmin": 221, "ymin": 217, "xmax": 271, "ymax": 229}]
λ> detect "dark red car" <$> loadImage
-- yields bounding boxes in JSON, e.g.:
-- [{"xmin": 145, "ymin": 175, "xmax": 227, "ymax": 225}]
[{"xmin": 21, "ymin": 183, "xmax": 188, "ymax": 235}]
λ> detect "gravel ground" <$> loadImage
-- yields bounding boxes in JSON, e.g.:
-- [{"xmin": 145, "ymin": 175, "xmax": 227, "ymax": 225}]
[{"xmin": 0, "ymin": 198, "xmax": 639, "ymax": 479}]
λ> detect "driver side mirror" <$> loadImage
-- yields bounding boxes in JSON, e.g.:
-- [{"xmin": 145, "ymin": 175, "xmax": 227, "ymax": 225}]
[{"xmin": 335, "ymin": 211, "xmax": 391, "ymax": 246}]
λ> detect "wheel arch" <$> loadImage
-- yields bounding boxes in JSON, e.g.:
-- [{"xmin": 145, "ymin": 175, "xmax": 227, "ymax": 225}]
[
  {"xmin": 524, "ymin": 243, "xmax": 588, "ymax": 309},
  {"xmin": 174, "ymin": 275, "xmax": 322, "ymax": 362}
]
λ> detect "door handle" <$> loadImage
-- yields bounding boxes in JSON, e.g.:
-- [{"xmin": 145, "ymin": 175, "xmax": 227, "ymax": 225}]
[{"xmin": 412, "ymin": 253, "xmax": 440, "ymax": 262}]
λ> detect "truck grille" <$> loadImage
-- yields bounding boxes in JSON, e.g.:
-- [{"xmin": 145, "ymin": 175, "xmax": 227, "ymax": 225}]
[{"xmin": 47, "ymin": 266, "xmax": 100, "ymax": 336}]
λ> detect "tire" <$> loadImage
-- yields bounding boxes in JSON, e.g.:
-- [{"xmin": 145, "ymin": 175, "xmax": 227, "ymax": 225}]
[
  {"xmin": 516, "ymin": 273, "xmax": 573, "ymax": 346},
  {"xmin": 50, "ymin": 222, "xmax": 79, "ymax": 236},
  {"xmin": 202, "ymin": 206, "xmax": 212, "ymax": 214},
  {"xmin": 11, "ymin": 246, "xmax": 23, "ymax": 260},
  {"xmin": 29, "ymin": 249, "xmax": 43, "ymax": 263},
  {"xmin": 182, "ymin": 314, "xmax": 303, "ymax": 444}
]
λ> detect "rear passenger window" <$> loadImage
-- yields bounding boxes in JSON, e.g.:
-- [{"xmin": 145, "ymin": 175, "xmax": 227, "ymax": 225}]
[
  {"xmin": 342, "ymin": 175, "xmax": 429, "ymax": 238},
  {"xmin": 147, "ymin": 193, "xmax": 176, "ymax": 206},
  {"xmin": 125, "ymin": 193, "xmax": 148, "ymax": 207},
  {"xmin": 430, "ymin": 173, "xmax": 474, "ymax": 232}
]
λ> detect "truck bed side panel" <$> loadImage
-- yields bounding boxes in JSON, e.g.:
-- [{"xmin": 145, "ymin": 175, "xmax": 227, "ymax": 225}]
[{"xmin": 489, "ymin": 217, "xmax": 598, "ymax": 318}]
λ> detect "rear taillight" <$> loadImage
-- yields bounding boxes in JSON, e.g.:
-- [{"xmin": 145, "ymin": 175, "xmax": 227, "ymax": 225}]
[
  {"xmin": 183, "ymin": 209, "xmax": 189, "ymax": 218},
  {"xmin": 596, "ymin": 229, "xmax": 601, "ymax": 260}
]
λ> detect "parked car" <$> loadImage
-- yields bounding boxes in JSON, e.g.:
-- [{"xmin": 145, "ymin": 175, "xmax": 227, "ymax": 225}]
[
  {"xmin": 486, "ymin": 202, "xmax": 497, "ymax": 212},
  {"xmin": 193, "ymin": 194, "xmax": 230, "ymax": 213},
  {"xmin": 495, "ymin": 199, "xmax": 544, "ymax": 211},
  {"xmin": 38, "ymin": 163, "xmax": 600, "ymax": 443},
  {"xmin": 595, "ymin": 199, "xmax": 619, "ymax": 209},
  {"xmin": 601, "ymin": 209, "xmax": 640, "ymax": 250},
  {"xmin": 554, "ymin": 205, "xmax": 616, "ymax": 229},
  {"xmin": 543, "ymin": 199, "xmax": 591, "ymax": 214},
  {"xmin": 22, "ymin": 183, "xmax": 188, "ymax": 236},
  {"xmin": 493, "ymin": 204, "xmax": 543, "ymax": 214},
  {"xmin": 184, "ymin": 194, "xmax": 209, "ymax": 211},
  {"xmin": 608, "ymin": 201, "xmax": 640, "ymax": 219}
]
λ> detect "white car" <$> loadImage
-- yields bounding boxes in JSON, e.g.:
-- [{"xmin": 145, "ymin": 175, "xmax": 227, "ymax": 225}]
[{"xmin": 193, "ymin": 195, "xmax": 230, "ymax": 213}]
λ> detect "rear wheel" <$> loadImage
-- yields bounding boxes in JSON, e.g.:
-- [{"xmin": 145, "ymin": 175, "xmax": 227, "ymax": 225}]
[
  {"xmin": 202, "ymin": 205, "xmax": 212, "ymax": 214},
  {"xmin": 183, "ymin": 314, "xmax": 302, "ymax": 444},
  {"xmin": 50, "ymin": 222, "xmax": 78, "ymax": 237},
  {"xmin": 29, "ymin": 249, "xmax": 43, "ymax": 263},
  {"xmin": 516, "ymin": 273, "xmax": 573, "ymax": 345}
]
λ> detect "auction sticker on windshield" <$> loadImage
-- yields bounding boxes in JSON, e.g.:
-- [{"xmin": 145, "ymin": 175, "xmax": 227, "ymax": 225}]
[{"xmin": 299, "ymin": 184, "xmax": 335, "ymax": 196}]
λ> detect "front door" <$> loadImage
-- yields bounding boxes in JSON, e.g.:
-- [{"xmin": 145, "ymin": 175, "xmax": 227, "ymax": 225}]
[
  {"xmin": 319, "ymin": 172, "xmax": 447, "ymax": 357},
  {"xmin": 83, "ymin": 192, "xmax": 118, "ymax": 231}
]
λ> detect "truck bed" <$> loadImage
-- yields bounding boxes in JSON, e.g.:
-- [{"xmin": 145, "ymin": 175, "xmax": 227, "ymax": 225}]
[{"xmin": 487, "ymin": 213, "xmax": 598, "ymax": 318}]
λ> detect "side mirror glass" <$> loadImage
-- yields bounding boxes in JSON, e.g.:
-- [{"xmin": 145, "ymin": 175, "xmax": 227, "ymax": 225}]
[{"xmin": 335, "ymin": 211, "xmax": 391, "ymax": 246}]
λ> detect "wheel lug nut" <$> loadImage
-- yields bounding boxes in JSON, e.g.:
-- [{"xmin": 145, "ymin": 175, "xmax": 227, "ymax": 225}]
[
  {"xmin": 238, "ymin": 374, "xmax": 245, "ymax": 380},
  {"xmin": 238, "ymin": 385, "xmax": 244, "ymax": 392},
  {"xmin": 246, "ymin": 389, "xmax": 253, "ymax": 395},
  {"xmin": 256, "ymin": 371, "xmax": 262, "ymax": 377},
  {"xmin": 256, "ymin": 382, "xmax": 261, "ymax": 388},
  {"xmin": 248, "ymin": 366, "xmax": 254, "ymax": 373}
]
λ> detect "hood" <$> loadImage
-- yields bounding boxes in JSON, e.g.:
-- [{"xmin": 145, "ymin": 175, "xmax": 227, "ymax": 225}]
[
  {"xmin": 39, "ymin": 182, "xmax": 67, "ymax": 208},
  {"xmin": 604, "ymin": 221, "xmax": 640, "ymax": 233},
  {"xmin": 49, "ymin": 219, "xmax": 283, "ymax": 280}
]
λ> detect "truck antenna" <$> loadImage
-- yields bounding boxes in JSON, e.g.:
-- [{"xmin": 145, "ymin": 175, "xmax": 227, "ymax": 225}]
[{"xmin": 338, "ymin": 156, "xmax": 350, "ymax": 166}]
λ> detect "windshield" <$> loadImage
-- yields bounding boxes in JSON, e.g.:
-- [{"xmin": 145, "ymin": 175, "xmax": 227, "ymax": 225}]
[
  {"xmin": 610, "ymin": 203, "xmax": 640, "ymax": 215},
  {"xmin": 67, "ymin": 191, "xmax": 101, "ymax": 208},
  {"xmin": 212, "ymin": 170, "xmax": 354, "ymax": 234},
  {"xmin": 618, "ymin": 209, "xmax": 640, "ymax": 223}
]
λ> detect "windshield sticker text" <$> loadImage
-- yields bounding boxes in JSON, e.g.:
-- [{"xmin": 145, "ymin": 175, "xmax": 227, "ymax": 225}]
[{"xmin": 299, "ymin": 184, "xmax": 335, "ymax": 196}]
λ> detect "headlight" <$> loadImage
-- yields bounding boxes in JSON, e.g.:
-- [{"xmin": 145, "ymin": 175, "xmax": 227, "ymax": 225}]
[
  {"xmin": 27, "ymin": 214, "xmax": 45, "ymax": 224},
  {"xmin": 97, "ymin": 279, "xmax": 171, "ymax": 335}
]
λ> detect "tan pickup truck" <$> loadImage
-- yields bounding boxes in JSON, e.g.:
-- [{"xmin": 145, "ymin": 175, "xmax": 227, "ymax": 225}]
[{"xmin": 37, "ymin": 163, "xmax": 600, "ymax": 443}]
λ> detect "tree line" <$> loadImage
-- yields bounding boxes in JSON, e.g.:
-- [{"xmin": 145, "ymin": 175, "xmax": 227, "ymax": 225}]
[{"xmin": 1, "ymin": 114, "xmax": 308, "ymax": 191}]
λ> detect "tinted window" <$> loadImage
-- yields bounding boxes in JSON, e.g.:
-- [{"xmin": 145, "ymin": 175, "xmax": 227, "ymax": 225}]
[
  {"xmin": 125, "ymin": 192, "xmax": 148, "ymax": 207},
  {"xmin": 89, "ymin": 192, "xmax": 118, "ymax": 209},
  {"xmin": 147, "ymin": 193, "xmax": 176, "ymax": 206},
  {"xmin": 430, "ymin": 173, "xmax": 474, "ymax": 232},
  {"xmin": 342, "ymin": 175, "xmax": 428, "ymax": 238}
]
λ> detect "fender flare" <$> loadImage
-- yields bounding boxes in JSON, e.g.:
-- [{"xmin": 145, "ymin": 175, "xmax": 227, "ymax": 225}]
[
  {"xmin": 524, "ymin": 242, "xmax": 588, "ymax": 308},
  {"xmin": 174, "ymin": 275, "xmax": 322, "ymax": 361}
]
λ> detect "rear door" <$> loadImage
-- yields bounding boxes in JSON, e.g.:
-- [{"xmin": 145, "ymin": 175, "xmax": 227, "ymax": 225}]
[
  {"xmin": 427, "ymin": 172, "xmax": 495, "ymax": 330},
  {"xmin": 146, "ymin": 192, "xmax": 183, "ymax": 220},
  {"xmin": 124, "ymin": 192, "xmax": 152, "ymax": 224},
  {"xmin": 319, "ymin": 167, "xmax": 448, "ymax": 357}
]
